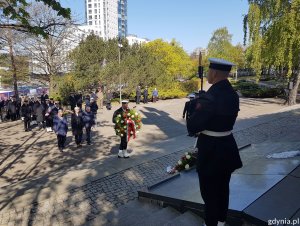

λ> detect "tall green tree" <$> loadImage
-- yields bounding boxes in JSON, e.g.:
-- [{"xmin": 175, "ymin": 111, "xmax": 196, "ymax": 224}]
[
  {"xmin": 0, "ymin": 0, "xmax": 71, "ymax": 37},
  {"xmin": 70, "ymin": 36, "xmax": 164, "ymax": 94},
  {"xmin": 244, "ymin": 0, "xmax": 300, "ymax": 105},
  {"xmin": 69, "ymin": 34, "xmax": 106, "ymax": 90},
  {"xmin": 0, "ymin": 28, "xmax": 29, "ymax": 97},
  {"xmin": 145, "ymin": 39, "xmax": 194, "ymax": 86},
  {"xmin": 207, "ymin": 27, "xmax": 245, "ymax": 68}
]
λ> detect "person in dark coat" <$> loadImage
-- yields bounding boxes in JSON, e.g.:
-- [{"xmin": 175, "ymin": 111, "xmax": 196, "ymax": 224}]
[
  {"xmin": 0, "ymin": 98, "xmax": 4, "ymax": 122},
  {"xmin": 71, "ymin": 107, "xmax": 84, "ymax": 147},
  {"xmin": 84, "ymin": 95, "xmax": 90, "ymax": 107},
  {"xmin": 82, "ymin": 106, "xmax": 95, "ymax": 145},
  {"xmin": 7, "ymin": 97, "xmax": 17, "ymax": 121},
  {"xmin": 187, "ymin": 58, "xmax": 243, "ymax": 226},
  {"xmin": 183, "ymin": 94, "xmax": 195, "ymax": 120},
  {"xmin": 21, "ymin": 100, "xmax": 32, "ymax": 131},
  {"xmin": 15, "ymin": 97, "xmax": 21, "ymax": 120},
  {"xmin": 53, "ymin": 109, "xmax": 68, "ymax": 152},
  {"xmin": 112, "ymin": 100, "xmax": 130, "ymax": 158},
  {"xmin": 183, "ymin": 94, "xmax": 195, "ymax": 136},
  {"xmin": 32, "ymin": 97, "xmax": 39, "ymax": 125},
  {"xmin": 69, "ymin": 93, "xmax": 77, "ymax": 111},
  {"xmin": 136, "ymin": 86, "xmax": 141, "ymax": 104},
  {"xmin": 76, "ymin": 92, "xmax": 83, "ymax": 109},
  {"xmin": 41, "ymin": 91, "xmax": 49, "ymax": 104},
  {"xmin": 35, "ymin": 98, "xmax": 45, "ymax": 129},
  {"xmin": 90, "ymin": 98, "xmax": 98, "ymax": 118},
  {"xmin": 143, "ymin": 86, "xmax": 148, "ymax": 104},
  {"xmin": 45, "ymin": 99, "xmax": 53, "ymax": 132},
  {"xmin": 50, "ymin": 101, "xmax": 60, "ymax": 116}
]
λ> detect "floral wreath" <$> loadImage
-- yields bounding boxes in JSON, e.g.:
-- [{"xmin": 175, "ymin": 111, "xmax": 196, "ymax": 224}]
[
  {"xmin": 169, "ymin": 151, "xmax": 197, "ymax": 174},
  {"xmin": 114, "ymin": 109, "xmax": 142, "ymax": 141}
]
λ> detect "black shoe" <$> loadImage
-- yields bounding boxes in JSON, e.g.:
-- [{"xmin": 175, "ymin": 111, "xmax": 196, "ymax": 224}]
[
  {"xmin": 77, "ymin": 144, "xmax": 82, "ymax": 148},
  {"xmin": 59, "ymin": 147, "xmax": 63, "ymax": 152},
  {"xmin": 87, "ymin": 142, "xmax": 91, "ymax": 145}
]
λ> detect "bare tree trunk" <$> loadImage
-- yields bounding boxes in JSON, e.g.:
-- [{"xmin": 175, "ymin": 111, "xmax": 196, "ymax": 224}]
[
  {"xmin": 7, "ymin": 29, "xmax": 18, "ymax": 99},
  {"xmin": 287, "ymin": 70, "xmax": 300, "ymax": 106},
  {"xmin": 49, "ymin": 74, "xmax": 54, "ymax": 96}
]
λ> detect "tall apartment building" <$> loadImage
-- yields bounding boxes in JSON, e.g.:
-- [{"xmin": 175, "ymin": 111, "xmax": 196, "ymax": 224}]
[{"xmin": 85, "ymin": 0, "xmax": 127, "ymax": 40}]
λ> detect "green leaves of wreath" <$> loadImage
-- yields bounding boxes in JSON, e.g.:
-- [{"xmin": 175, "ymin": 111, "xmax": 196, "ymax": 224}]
[{"xmin": 114, "ymin": 109, "xmax": 142, "ymax": 137}]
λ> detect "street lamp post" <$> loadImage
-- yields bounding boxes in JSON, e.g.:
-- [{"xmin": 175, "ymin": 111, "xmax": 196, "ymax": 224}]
[{"xmin": 118, "ymin": 43, "xmax": 123, "ymax": 103}]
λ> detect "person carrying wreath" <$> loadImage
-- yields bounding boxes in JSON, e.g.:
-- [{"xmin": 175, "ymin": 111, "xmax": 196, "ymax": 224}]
[{"xmin": 112, "ymin": 100, "xmax": 130, "ymax": 158}]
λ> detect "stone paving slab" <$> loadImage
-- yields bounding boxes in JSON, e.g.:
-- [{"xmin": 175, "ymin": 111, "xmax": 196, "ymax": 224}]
[
  {"xmin": 138, "ymin": 141, "xmax": 300, "ymax": 212},
  {"xmin": 243, "ymin": 173, "xmax": 300, "ymax": 223}
]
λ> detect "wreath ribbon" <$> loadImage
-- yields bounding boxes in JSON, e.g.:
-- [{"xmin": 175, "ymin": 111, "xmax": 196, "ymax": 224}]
[{"xmin": 126, "ymin": 119, "xmax": 136, "ymax": 142}]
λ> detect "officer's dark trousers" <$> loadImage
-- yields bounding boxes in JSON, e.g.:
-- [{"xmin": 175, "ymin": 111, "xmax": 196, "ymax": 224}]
[
  {"xmin": 24, "ymin": 117, "xmax": 30, "ymax": 131},
  {"xmin": 57, "ymin": 134, "xmax": 66, "ymax": 149},
  {"xmin": 119, "ymin": 135, "xmax": 127, "ymax": 150},
  {"xmin": 198, "ymin": 172, "xmax": 231, "ymax": 226}
]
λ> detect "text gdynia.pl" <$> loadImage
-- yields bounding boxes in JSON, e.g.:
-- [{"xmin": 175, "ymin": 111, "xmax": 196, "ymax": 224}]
[{"xmin": 268, "ymin": 218, "xmax": 300, "ymax": 225}]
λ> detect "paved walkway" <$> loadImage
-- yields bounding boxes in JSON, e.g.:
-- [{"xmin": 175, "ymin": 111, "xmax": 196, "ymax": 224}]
[{"xmin": 0, "ymin": 97, "xmax": 299, "ymax": 225}]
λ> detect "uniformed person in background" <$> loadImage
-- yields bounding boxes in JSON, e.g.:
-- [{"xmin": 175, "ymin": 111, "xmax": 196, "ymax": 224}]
[
  {"xmin": 183, "ymin": 93, "xmax": 195, "ymax": 136},
  {"xmin": 112, "ymin": 100, "xmax": 130, "ymax": 158},
  {"xmin": 187, "ymin": 58, "xmax": 243, "ymax": 226}
]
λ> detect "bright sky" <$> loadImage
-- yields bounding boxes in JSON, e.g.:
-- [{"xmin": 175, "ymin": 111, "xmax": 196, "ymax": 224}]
[{"xmin": 60, "ymin": 0, "xmax": 249, "ymax": 53}]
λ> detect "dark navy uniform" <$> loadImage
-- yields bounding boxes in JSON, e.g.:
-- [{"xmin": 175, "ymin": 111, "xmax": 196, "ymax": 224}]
[
  {"xmin": 187, "ymin": 71, "xmax": 242, "ymax": 225},
  {"xmin": 112, "ymin": 107, "xmax": 128, "ymax": 151}
]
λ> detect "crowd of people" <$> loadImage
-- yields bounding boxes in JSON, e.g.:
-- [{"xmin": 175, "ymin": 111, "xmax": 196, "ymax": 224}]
[{"xmin": 0, "ymin": 90, "xmax": 100, "ymax": 152}]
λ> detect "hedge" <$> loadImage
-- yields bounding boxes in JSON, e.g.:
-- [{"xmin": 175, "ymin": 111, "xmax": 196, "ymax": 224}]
[{"xmin": 231, "ymin": 80, "xmax": 283, "ymax": 98}]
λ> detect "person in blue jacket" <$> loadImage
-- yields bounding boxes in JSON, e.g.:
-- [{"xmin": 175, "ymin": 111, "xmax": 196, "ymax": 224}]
[
  {"xmin": 53, "ymin": 109, "xmax": 68, "ymax": 152},
  {"xmin": 83, "ymin": 106, "xmax": 95, "ymax": 145}
]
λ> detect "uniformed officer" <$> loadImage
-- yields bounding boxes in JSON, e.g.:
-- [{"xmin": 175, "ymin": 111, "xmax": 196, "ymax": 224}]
[
  {"xmin": 187, "ymin": 58, "xmax": 243, "ymax": 226},
  {"xmin": 112, "ymin": 100, "xmax": 130, "ymax": 158},
  {"xmin": 183, "ymin": 94, "xmax": 195, "ymax": 136}
]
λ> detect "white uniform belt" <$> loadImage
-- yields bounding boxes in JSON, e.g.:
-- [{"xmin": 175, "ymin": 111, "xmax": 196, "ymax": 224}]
[{"xmin": 201, "ymin": 130, "xmax": 232, "ymax": 137}]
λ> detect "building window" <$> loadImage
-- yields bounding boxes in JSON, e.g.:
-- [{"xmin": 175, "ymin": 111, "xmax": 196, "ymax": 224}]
[
  {"xmin": 94, "ymin": 9, "xmax": 97, "ymax": 13},
  {"xmin": 89, "ymin": 21, "xmax": 92, "ymax": 25},
  {"xmin": 88, "ymin": 4, "xmax": 92, "ymax": 8},
  {"xmin": 94, "ymin": 3, "xmax": 97, "ymax": 8},
  {"xmin": 89, "ymin": 15, "xmax": 92, "ymax": 19},
  {"xmin": 89, "ymin": 10, "xmax": 92, "ymax": 14},
  {"xmin": 95, "ymin": 15, "xmax": 97, "ymax": 19}
]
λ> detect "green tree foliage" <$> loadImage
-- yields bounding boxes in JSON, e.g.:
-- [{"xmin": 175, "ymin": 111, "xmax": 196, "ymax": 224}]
[
  {"xmin": 0, "ymin": 0, "xmax": 71, "ymax": 37},
  {"xmin": 69, "ymin": 34, "xmax": 106, "ymax": 90},
  {"xmin": 0, "ymin": 53, "xmax": 29, "ymax": 85},
  {"xmin": 244, "ymin": 0, "xmax": 300, "ymax": 105},
  {"xmin": 69, "ymin": 36, "xmax": 195, "ymax": 97},
  {"xmin": 207, "ymin": 27, "xmax": 245, "ymax": 68},
  {"xmin": 146, "ymin": 39, "xmax": 194, "ymax": 85}
]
